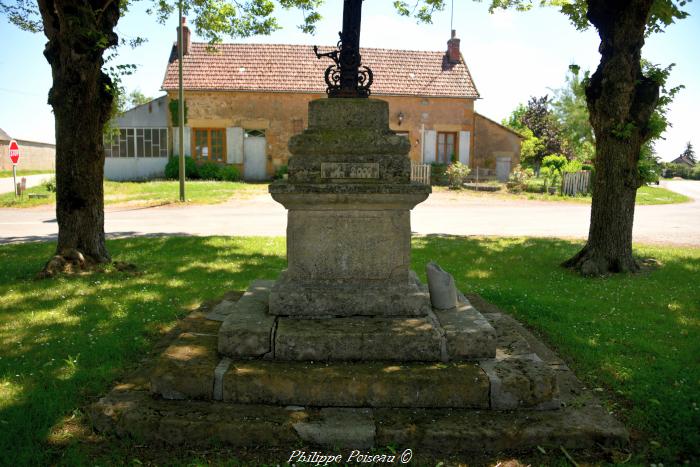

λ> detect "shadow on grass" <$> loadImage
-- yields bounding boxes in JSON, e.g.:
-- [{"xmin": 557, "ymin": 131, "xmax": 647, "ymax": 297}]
[
  {"xmin": 0, "ymin": 235, "xmax": 698, "ymax": 465},
  {"xmin": 0, "ymin": 236, "xmax": 285, "ymax": 466},
  {"xmin": 412, "ymin": 235, "xmax": 700, "ymax": 464}
]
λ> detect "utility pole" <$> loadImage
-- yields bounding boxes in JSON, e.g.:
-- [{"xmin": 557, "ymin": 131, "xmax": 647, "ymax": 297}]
[{"xmin": 178, "ymin": 2, "xmax": 186, "ymax": 202}]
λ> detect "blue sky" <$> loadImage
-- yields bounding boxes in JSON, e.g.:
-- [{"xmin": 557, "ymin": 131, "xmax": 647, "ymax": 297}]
[{"xmin": 1, "ymin": 1, "xmax": 698, "ymax": 161}]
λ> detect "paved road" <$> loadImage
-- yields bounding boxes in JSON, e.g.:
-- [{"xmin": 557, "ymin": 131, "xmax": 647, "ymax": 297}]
[
  {"xmin": 0, "ymin": 180, "xmax": 698, "ymax": 246},
  {"xmin": 0, "ymin": 173, "xmax": 54, "ymax": 194}
]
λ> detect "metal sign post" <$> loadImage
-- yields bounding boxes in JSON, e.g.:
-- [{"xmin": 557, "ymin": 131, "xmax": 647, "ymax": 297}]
[{"xmin": 8, "ymin": 140, "xmax": 20, "ymax": 197}]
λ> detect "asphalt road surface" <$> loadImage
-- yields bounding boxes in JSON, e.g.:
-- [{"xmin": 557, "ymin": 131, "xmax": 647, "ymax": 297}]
[{"xmin": 0, "ymin": 180, "xmax": 698, "ymax": 246}]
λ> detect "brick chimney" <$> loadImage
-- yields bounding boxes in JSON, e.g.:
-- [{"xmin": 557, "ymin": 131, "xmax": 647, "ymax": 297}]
[
  {"xmin": 177, "ymin": 16, "xmax": 191, "ymax": 56},
  {"xmin": 447, "ymin": 29, "xmax": 460, "ymax": 64}
]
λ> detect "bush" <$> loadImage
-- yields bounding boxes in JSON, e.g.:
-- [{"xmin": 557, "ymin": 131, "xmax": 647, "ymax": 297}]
[
  {"xmin": 274, "ymin": 165, "xmax": 288, "ymax": 180},
  {"xmin": 540, "ymin": 166, "xmax": 562, "ymax": 194},
  {"xmin": 164, "ymin": 156, "xmax": 199, "ymax": 180},
  {"xmin": 542, "ymin": 154, "xmax": 568, "ymax": 172},
  {"xmin": 445, "ymin": 162, "xmax": 471, "ymax": 189},
  {"xmin": 562, "ymin": 159, "xmax": 583, "ymax": 173},
  {"xmin": 430, "ymin": 163, "xmax": 449, "ymax": 186},
  {"xmin": 507, "ymin": 165, "xmax": 534, "ymax": 193},
  {"xmin": 220, "ymin": 165, "xmax": 241, "ymax": 182},
  {"xmin": 43, "ymin": 177, "xmax": 56, "ymax": 193},
  {"xmin": 198, "ymin": 162, "xmax": 222, "ymax": 180}
]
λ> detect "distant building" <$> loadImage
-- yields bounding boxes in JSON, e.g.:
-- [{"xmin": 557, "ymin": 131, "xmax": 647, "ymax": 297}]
[
  {"xmin": 104, "ymin": 96, "xmax": 170, "ymax": 181},
  {"xmin": 0, "ymin": 128, "xmax": 55, "ymax": 172},
  {"xmin": 105, "ymin": 22, "xmax": 522, "ymax": 181},
  {"xmin": 670, "ymin": 154, "xmax": 695, "ymax": 167}
]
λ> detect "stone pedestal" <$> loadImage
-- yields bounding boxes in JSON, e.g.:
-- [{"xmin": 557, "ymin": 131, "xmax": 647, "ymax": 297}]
[{"xmin": 268, "ymin": 98, "xmax": 432, "ymax": 317}]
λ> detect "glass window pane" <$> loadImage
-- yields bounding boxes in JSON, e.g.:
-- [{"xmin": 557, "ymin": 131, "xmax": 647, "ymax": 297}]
[
  {"xmin": 160, "ymin": 129, "xmax": 168, "ymax": 154},
  {"xmin": 119, "ymin": 130, "xmax": 127, "ymax": 157},
  {"xmin": 127, "ymin": 129, "xmax": 135, "ymax": 158},
  {"xmin": 136, "ymin": 132, "xmax": 144, "ymax": 157}
]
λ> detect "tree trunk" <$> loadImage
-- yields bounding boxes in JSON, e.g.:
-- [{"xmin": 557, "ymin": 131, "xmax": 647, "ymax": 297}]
[
  {"xmin": 563, "ymin": 0, "xmax": 659, "ymax": 276},
  {"xmin": 37, "ymin": 0, "xmax": 119, "ymax": 276}
]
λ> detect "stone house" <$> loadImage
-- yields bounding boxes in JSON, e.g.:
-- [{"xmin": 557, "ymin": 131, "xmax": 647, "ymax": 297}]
[
  {"xmin": 0, "ymin": 128, "xmax": 55, "ymax": 172},
  {"xmin": 105, "ymin": 23, "xmax": 522, "ymax": 181}
]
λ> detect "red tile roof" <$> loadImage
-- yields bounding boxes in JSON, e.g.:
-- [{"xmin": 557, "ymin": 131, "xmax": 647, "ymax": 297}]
[{"xmin": 162, "ymin": 43, "xmax": 479, "ymax": 99}]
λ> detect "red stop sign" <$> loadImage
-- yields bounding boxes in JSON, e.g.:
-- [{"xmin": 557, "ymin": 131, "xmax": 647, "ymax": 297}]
[{"xmin": 8, "ymin": 140, "xmax": 20, "ymax": 165}]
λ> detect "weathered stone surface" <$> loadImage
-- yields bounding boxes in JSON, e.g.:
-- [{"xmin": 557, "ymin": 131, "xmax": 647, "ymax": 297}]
[
  {"xmin": 270, "ymin": 272, "xmax": 431, "ymax": 317},
  {"xmin": 217, "ymin": 280, "xmax": 277, "ymax": 358},
  {"xmin": 433, "ymin": 300, "xmax": 496, "ymax": 360},
  {"xmin": 480, "ymin": 354, "xmax": 560, "ymax": 410},
  {"xmin": 275, "ymin": 316, "xmax": 442, "ymax": 361},
  {"xmin": 293, "ymin": 408, "xmax": 375, "ymax": 449},
  {"xmin": 91, "ymin": 389, "xmax": 306, "ymax": 447},
  {"xmin": 307, "ymin": 98, "xmax": 391, "ymax": 131},
  {"xmin": 374, "ymin": 405, "xmax": 628, "ymax": 453},
  {"xmin": 91, "ymin": 389, "xmax": 628, "ymax": 452},
  {"xmin": 204, "ymin": 299, "xmax": 236, "ymax": 322},
  {"xmin": 223, "ymin": 360, "xmax": 489, "ymax": 408},
  {"xmin": 426, "ymin": 262, "xmax": 458, "ymax": 310},
  {"xmin": 150, "ymin": 333, "xmax": 219, "ymax": 400}
]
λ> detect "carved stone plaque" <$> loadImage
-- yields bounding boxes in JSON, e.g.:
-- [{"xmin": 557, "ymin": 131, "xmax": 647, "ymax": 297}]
[{"xmin": 321, "ymin": 162, "xmax": 380, "ymax": 179}]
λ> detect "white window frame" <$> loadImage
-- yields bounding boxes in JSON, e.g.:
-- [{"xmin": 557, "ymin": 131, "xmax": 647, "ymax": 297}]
[{"xmin": 104, "ymin": 127, "xmax": 169, "ymax": 158}]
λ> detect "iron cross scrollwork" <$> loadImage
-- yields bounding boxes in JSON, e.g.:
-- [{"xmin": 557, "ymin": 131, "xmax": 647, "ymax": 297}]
[{"xmin": 314, "ymin": 0, "xmax": 373, "ymax": 98}]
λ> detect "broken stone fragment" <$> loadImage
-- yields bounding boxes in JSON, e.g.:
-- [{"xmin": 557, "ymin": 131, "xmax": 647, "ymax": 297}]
[{"xmin": 426, "ymin": 261, "xmax": 458, "ymax": 310}]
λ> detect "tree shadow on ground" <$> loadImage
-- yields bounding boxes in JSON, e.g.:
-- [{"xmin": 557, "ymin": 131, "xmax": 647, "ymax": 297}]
[
  {"xmin": 0, "ymin": 235, "xmax": 286, "ymax": 466},
  {"xmin": 0, "ymin": 235, "xmax": 698, "ymax": 465}
]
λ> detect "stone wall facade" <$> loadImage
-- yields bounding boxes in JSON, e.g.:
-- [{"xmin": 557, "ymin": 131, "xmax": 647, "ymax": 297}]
[
  {"xmin": 168, "ymin": 91, "xmax": 480, "ymax": 178},
  {"xmin": 472, "ymin": 113, "xmax": 522, "ymax": 172}
]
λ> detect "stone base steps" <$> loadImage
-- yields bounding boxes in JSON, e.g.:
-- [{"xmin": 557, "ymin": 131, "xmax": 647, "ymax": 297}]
[
  {"xmin": 91, "ymin": 388, "xmax": 628, "ymax": 452},
  {"xmin": 215, "ymin": 279, "xmax": 497, "ymax": 362},
  {"xmin": 150, "ymin": 327, "xmax": 559, "ymax": 410},
  {"xmin": 91, "ymin": 293, "xmax": 629, "ymax": 454}
]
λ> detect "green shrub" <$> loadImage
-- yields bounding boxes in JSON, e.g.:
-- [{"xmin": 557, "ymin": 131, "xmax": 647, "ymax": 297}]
[
  {"xmin": 43, "ymin": 177, "xmax": 56, "ymax": 193},
  {"xmin": 274, "ymin": 164, "xmax": 288, "ymax": 180},
  {"xmin": 445, "ymin": 161, "xmax": 471, "ymax": 188},
  {"xmin": 430, "ymin": 163, "xmax": 449, "ymax": 186},
  {"xmin": 220, "ymin": 165, "xmax": 241, "ymax": 182},
  {"xmin": 542, "ymin": 154, "xmax": 568, "ymax": 172},
  {"xmin": 562, "ymin": 159, "xmax": 583, "ymax": 173},
  {"xmin": 507, "ymin": 165, "xmax": 534, "ymax": 193},
  {"xmin": 164, "ymin": 156, "xmax": 199, "ymax": 180},
  {"xmin": 198, "ymin": 162, "xmax": 222, "ymax": 180}
]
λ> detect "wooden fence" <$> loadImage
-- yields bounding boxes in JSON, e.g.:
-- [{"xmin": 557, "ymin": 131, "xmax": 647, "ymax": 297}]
[
  {"xmin": 562, "ymin": 171, "xmax": 591, "ymax": 196},
  {"xmin": 411, "ymin": 163, "xmax": 431, "ymax": 185}
]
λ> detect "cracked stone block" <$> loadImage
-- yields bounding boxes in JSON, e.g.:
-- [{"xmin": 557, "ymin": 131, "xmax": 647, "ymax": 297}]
[
  {"xmin": 433, "ymin": 300, "xmax": 496, "ymax": 360},
  {"xmin": 275, "ymin": 316, "xmax": 442, "ymax": 361},
  {"xmin": 150, "ymin": 333, "xmax": 219, "ymax": 400},
  {"xmin": 480, "ymin": 355, "xmax": 560, "ymax": 410},
  {"xmin": 217, "ymin": 280, "xmax": 277, "ymax": 358},
  {"xmin": 293, "ymin": 408, "xmax": 375, "ymax": 449}
]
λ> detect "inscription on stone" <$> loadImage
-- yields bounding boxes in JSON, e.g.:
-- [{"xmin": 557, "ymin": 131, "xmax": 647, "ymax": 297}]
[{"xmin": 321, "ymin": 162, "xmax": 379, "ymax": 179}]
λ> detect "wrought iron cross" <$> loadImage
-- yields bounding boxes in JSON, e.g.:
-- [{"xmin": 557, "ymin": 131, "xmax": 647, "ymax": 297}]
[{"xmin": 314, "ymin": 0, "xmax": 373, "ymax": 98}]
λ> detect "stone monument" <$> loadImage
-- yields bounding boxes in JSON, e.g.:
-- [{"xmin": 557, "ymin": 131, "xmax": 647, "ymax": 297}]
[{"xmin": 91, "ymin": 0, "xmax": 628, "ymax": 454}]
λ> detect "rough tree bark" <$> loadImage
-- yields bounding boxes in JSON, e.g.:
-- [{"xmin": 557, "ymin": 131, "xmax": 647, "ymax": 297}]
[
  {"xmin": 36, "ymin": 0, "xmax": 119, "ymax": 277},
  {"xmin": 563, "ymin": 0, "xmax": 659, "ymax": 276}
]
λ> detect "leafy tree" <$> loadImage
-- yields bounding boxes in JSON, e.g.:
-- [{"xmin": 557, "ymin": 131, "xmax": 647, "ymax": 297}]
[
  {"xmin": 551, "ymin": 65, "xmax": 595, "ymax": 162},
  {"xmin": 0, "ymin": 0, "xmax": 329, "ymax": 275},
  {"xmin": 504, "ymin": 96, "xmax": 568, "ymax": 169},
  {"xmin": 488, "ymin": 0, "xmax": 690, "ymax": 275},
  {"xmin": 680, "ymin": 141, "xmax": 696, "ymax": 164},
  {"xmin": 122, "ymin": 89, "xmax": 153, "ymax": 112}
]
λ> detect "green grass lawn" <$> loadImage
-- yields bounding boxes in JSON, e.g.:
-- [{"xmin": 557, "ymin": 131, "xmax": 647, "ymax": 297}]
[
  {"xmin": 0, "ymin": 169, "xmax": 54, "ymax": 178},
  {"xmin": 434, "ymin": 184, "xmax": 691, "ymax": 205},
  {"xmin": 0, "ymin": 237, "xmax": 698, "ymax": 465},
  {"xmin": 0, "ymin": 180, "xmax": 268, "ymax": 208}
]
